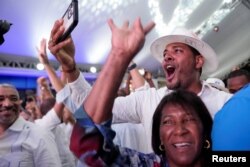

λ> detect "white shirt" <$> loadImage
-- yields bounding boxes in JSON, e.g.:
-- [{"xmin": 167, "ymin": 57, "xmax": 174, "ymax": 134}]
[
  {"xmin": 0, "ymin": 117, "xmax": 61, "ymax": 167},
  {"xmin": 57, "ymin": 73, "xmax": 232, "ymax": 153},
  {"xmin": 112, "ymin": 123, "xmax": 149, "ymax": 153},
  {"xmin": 35, "ymin": 109, "xmax": 76, "ymax": 167}
]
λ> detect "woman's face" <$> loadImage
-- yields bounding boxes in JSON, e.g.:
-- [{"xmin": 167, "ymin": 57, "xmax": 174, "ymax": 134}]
[{"xmin": 160, "ymin": 104, "xmax": 203, "ymax": 166}]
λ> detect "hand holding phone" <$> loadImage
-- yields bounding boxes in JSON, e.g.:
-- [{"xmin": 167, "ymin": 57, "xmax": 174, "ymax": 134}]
[{"xmin": 56, "ymin": 0, "xmax": 78, "ymax": 44}]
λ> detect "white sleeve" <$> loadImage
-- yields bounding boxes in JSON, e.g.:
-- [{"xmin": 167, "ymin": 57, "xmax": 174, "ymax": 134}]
[
  {"xmin": 56, "ymin": 72, "xmax": 92, "ymax": 114},
  {"xmin": 34, "ymin": 109, "xmax": 61, "ymax": 130},
  {"xmin": 112, "ymin": 90, "xmax": 146, "ymax": 124},
  {"xmin": 134, "ymin": 81, "xmax": 150, "ymax": 92},
  {"xmin": 67, "ymin": 72, "xmax": 92, "ymax": 108}
]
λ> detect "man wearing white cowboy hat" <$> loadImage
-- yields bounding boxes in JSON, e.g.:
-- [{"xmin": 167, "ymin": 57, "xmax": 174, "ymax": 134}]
[
  {"xmin": 151, "ymin": 27, "xmax": 218, "ymax": 77},
  {"xmin": 49, "ymin": 20, "xmax": 232, "ymax": 153}
]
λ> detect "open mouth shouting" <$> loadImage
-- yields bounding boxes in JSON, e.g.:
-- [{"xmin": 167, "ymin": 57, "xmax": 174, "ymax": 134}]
[{"xmin": 165, "ymin": 65, "xmax": 176, "ymax": 81}]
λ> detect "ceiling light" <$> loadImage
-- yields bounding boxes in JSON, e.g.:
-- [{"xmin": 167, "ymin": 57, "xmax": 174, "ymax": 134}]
[
  {"xmin": 90, "ymin": 66, "xmax": 97, "ymax": 73},
  {"xmin": 195, "ymin": 0, "xmax": 241, "ymax": 37},
  {"xmin": 138, "ymin": 68, "xmax": 145, "ymax": 75},
  {"xmin": 36, "ymin": 63, "xmax": 44, "ymax": 71}
]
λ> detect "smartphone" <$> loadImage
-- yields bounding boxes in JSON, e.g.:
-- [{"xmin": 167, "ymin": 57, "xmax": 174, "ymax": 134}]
[{"xmin": 56, "ymin": 0, "xmax": 78, "ymax": 44}]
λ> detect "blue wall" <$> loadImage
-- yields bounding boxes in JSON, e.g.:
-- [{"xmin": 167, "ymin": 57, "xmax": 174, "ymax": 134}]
[{"xmin": 0, "ymin": 75, "xmax": 37, "ymax": 89}]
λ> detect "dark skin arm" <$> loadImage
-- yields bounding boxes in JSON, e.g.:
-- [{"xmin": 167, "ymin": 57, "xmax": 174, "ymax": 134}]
[
  {"xmin": 83, "ymin": 18, "xmax": 155, "ymax": 123},
  {"xmin": 48, "ymin": 19, "xmax": 80, "ymax": 83},
  {"xmin": 48, "ymin": 18, "xmax": 154, "ymax": 123}
]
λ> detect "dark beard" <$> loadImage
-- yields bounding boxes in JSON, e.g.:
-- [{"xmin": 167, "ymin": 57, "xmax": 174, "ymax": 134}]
[{"xmin": 166, "ymin": 81, "xmax": 182, "ymax": 90}]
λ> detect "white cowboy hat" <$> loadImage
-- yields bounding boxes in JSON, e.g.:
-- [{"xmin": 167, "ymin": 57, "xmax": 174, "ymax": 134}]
[
  {"xmin": 206, "ymin": 77, "xmax": 229, "ymax": 92},
  {"xmin": 150, "ymin": 27, "xmax": 218, "ymax": 75}
]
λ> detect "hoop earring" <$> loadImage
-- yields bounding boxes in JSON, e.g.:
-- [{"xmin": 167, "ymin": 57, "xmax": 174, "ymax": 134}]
[
  {"xmin": 204, "ymin": 140, "xmax": 210, "ymax": 149},
  {"xmin": 159, "ymin": 144, "xmax": 164, "ymax": 151}
]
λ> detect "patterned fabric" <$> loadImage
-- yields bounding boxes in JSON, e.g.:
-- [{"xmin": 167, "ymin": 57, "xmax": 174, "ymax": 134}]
[{"xmin": 70, "ymin": 107, "xmax": 169, "ymax": 167}]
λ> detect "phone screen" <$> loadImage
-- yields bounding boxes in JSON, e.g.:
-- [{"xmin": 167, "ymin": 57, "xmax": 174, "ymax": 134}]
[
  {"xmin": 56, "ymin": 0, "xmax": 78, "ymax": 44},
  {"xmin": 63, "ymin": 3, "xmax": 74, "ymax": 33}
]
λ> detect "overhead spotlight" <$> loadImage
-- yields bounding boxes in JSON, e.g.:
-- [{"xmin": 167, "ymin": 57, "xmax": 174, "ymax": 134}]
[
  {"xmin": 36, "ymin": 63, "xmax": 44, "ymax": 70},
  {"xmin": 90, "ymin": 66, "xmax": 97, "ymax": 73},
  {"xmin": 138, "ymin": 68, "xmax": 145, "ymax": 75},
  {"xmin": 213, "ymin": 26, "xmax": 219, "ymax": 32},
  {"xmin": 0, "ymin": 20, "xmax": 12, "ymax": 45}
]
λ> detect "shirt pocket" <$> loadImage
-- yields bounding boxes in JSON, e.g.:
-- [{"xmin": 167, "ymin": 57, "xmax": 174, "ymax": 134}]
[
  {"xmin": 19, "ymin": 161, "xmax": 34, "ymax": 167},
  {"xmin": 18, "ymin": 152, "xmax": 34, "ymax": 167},
  {"xmin": 0, "ymin": 152, "xmax": 34, "ymax": 167},
  {"xmin": 0, "ymin": 158, "xmax": 10, "ymax": 167}
]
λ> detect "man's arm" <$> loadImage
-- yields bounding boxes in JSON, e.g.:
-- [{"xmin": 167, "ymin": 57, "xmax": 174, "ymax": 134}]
[
  {"xmin": 69, "ymin": 18, "xmax": 154, "ymax": 164},
  {"xmin": 47, "ymin": 20, "xmax": 91, "ymax": 112},
  {"xmin": 48, "ymin": 18, "xmax": 154, "ymax": 123},
  {"xmin": 48, "ymin": 19, "xmax": 80, "ymax": 83},
  {"xmin": 37, "ymin": 38, "xmax": 69, "ymax": 120},
  {"xmin": 37, "ymin": 38, "xmax": 65, "ymax": 92},
  {"xmin": 83, "ymin": 18, "xmax": 155, "ymax": 123}
]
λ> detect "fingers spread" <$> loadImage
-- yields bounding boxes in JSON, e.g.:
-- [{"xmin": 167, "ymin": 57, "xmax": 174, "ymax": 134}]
[
  {"xmin": 107, "ymin": 19, "xmax": 115, "ymax": 31},
  {"xmin": 41, "ymin": 38, "xmax": 46, "ymax": 53},
  {"xmin": 133, "ymin": 17, "xmax": 143, "ymax": 32},
  {"xmin": 122, "ymin": 20, "xmax": 129, "ymax": 29},
  {"xmin": 144, "ymin": 21, "xmax": 155, "ymax": 34},
  {"xmin": 133, "ymin": 17, "xmax": 155, "ymax": 35}
]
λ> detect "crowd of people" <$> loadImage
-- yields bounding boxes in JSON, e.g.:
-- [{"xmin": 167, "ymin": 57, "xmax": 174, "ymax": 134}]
[{"xmin": 0, "ymin": 16, "xmax": 250, "ymax": 167}]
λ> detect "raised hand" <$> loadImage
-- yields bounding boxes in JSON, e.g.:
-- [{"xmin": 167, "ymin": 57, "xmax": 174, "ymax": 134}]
[
  {"xmin": 37, "ymin": 76, "xmax": 48, "ymax": 87},
  {"xmin": 37, "ymin": 38, "xmax": 49, "ymax": 65},
  {"xmin": 83, "ymin": 18, "xmax": 155, "ymax": 123},
  {"xmin": 48, "ymin": 19, "xmax": 76, "ymax": 72},
  {"xmin": 108, "ymin": 17, "xmax": 155, "ymax": 61}
]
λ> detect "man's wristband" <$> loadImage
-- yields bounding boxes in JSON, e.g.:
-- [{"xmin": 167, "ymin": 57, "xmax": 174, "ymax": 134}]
[{"xmin": 127, "ymin": 63, "xmax": 137, "ymax": 71}]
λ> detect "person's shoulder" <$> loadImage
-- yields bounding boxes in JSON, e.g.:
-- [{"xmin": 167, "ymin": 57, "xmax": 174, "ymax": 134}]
[
  {"xmin": 205, "ymin": 84, "xmax": 232, "ymax": 98},
  {"xmin": 115, "ymin": 87, "xmax": 166, "ymax": 103},
  {"xmin": 139, "ymin": 86, "xmax": 167, "ymax": 98},
  {"xmin": 24, "ymin": 120, "xmax": 54, "ymax": 138},
  {"xmin": 156, "ymin": 86, "xmax": 168, "ymax": 94},
  {"xmin": 214, "ymin": 86, "xmax": 250, "ymax": 120}
]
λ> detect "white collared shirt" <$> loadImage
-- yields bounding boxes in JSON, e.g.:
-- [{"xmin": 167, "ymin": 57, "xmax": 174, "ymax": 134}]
[
  {"xmin": 35, "ymin": 109, "xmax": 76, "ymax": 167},
  {"xmin": 57, "ymin": 73, "xmax": 232, "ymax": 153},
  {"xmin": 0, "ymin": 117, "xmax": 61, "ymax": 167}
]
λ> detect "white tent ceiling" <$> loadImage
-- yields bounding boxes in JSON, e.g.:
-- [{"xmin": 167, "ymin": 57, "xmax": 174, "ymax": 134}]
[{"xmin": 0, "ymin": 0, "xmax": 250, "ymax": 79}]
